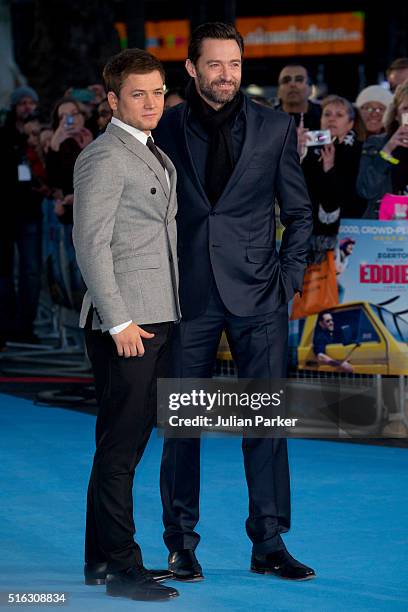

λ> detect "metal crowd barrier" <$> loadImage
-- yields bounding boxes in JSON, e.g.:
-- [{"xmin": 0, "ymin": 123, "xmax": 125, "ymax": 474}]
[{"xmin": 214, "ymin": 339, "xmax": 408, "ymax": 438}]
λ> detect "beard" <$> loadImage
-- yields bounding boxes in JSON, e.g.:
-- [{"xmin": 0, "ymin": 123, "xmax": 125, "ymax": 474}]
[{"xmin": 196, "ymin": 71, "xmax": 240, "ymax": 106}]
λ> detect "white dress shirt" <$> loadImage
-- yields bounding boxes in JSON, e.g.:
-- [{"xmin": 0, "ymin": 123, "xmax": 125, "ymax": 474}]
[
  {"xmin": 108, "ymin": 117, "xmax": 169, "ymax": 335},
  {"xmin": 111, "ymin": 116, "xmax": 149, "ymax": 145}
]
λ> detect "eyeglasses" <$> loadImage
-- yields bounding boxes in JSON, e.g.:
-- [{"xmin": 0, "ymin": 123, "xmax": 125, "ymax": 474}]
[
  {"xmin": 278, "ymin": 75, "xmax": 307, "ymax": 85},
  {"xmin": 360, "ymin": 106, "xmax": 385, "ymax": 115}
]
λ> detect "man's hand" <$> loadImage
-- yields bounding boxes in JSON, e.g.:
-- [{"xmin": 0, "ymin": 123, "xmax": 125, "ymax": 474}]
[
  {"xmin": 317, "ymin": 353, "xmax": 353, "ymax": 373},
  {"xmin": 111, "ymin": 322, "xmax": 155, "ymax": 357}
]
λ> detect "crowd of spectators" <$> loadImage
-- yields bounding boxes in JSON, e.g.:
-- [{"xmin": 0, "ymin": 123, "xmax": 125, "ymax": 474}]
[
  {"xmin": 271, "ymin": 60, "xmax": 408, "ymax": 264},
  {"xmin": 0, "ymin": 84, "xmax": 112, "ymax": 348},
  {"xmin": 0, "ymin": 56, "xmax": 407, "ymax": 349}
]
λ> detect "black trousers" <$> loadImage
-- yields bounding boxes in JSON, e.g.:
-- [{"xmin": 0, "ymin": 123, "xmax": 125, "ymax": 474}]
[
  {"xmin": 85, "ymin": 316, "xmax": 173, "ymax": 572},
  {"xmin": 160, "ymin": 281, "xmax": 290, "ymax": 555}
]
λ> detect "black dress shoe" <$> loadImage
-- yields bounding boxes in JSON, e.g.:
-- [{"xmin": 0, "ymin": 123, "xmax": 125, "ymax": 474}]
[
  {"xmin": 106, "ymin": 566, "xmax": 179, "ymax": 601},
  {"xmin": 251, "ymin": 549, "xmax": 316, "ymax": 581},
  {"xmin": 168, "ymin": 550, "xmax": 204, "ymax": 581},
  {"xmin": 84, "ymin": 562, "xmax": 173, "ymax": 585}
]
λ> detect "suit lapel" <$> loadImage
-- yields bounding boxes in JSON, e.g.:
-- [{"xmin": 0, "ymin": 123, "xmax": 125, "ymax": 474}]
[
  {"xmin": 219, "ymin": 98, "xmax": 264, "ymax": 203},
  {"xmin": 160, "ymin": 149, "xmax": 177, "ymax": 218},
  {"xmin": 107, "ymin": 122, "xmax": 170, "ymax": 198},
  {"xmin": 179, "ymin": 105, "xmax": 211, "ymax": 208}
]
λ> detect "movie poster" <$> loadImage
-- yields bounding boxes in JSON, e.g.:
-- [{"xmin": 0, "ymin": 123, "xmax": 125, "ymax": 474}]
[
  {"xmin": 337, "ymin": 220, "xmax": 408, "ymax": 312},
  {"xmin": 284, "ymin": 220, "xmax": 408, "ymax": 376}
]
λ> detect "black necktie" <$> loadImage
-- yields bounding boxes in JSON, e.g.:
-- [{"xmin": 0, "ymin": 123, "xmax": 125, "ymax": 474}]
[{"xmin": 146, "ymin": 136, "xmax": 166, "ymax": 171}]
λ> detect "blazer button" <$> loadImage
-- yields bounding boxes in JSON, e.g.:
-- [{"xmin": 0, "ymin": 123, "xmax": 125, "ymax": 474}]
[{"xmin": 151, "ymin": 187, "xmax": 156, "ymax": 194}]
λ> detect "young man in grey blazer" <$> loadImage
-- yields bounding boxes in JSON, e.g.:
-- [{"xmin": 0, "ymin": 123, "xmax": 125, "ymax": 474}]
[{"xmin": 72, "ymin": 49, "xmax": 180, "ymax": 602}]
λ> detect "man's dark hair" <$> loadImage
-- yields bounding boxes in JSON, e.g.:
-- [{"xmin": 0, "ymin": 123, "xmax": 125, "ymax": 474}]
[
  {"xmin": 188, "ymin": 22, "xmax": 244, "ymax": 65},
  {"xmin": 340, "ymin": 238, "xmax": 356, "ymax": 253},
  {"xmin": 278, "ymin": 63, "xmax": 312, "ymax": 85},
  {"xmin": 103, "ymin": 48, "xmax": 165, "ymax": 97},
  {"xmin": 386, "ymin": 57, "xmax": 408, "ymax": 77},
  {"xmin": 317, "ymin": 311, "xmax": 333, "ymax": 324}
]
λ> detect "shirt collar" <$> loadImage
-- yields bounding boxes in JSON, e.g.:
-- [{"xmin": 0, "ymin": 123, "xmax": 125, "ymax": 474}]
[{"xmin": 111, "ymin": 117, "xmax": 150, "ymax": 145}]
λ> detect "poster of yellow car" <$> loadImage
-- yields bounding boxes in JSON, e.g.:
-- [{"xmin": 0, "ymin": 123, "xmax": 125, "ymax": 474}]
[{"xmin": 297, "ymin": 300, "xmax": 408, "ymax": 375}]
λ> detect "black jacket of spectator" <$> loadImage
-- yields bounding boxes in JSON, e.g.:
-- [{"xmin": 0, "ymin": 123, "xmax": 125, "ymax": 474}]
[
  {"xmin": 302, "ymin": 130, "xmax": 367, "ymax": 238},
  {"xmin": 46, "ymin": 137, "xmax": 82, "ymax": 196},
  {"xmin": 0, "ymin": 111, "xmax": 43, "ymax": 223},
  {"xmin": 274, "ymin": 99, "xmax": 322, "ymax": 129}
]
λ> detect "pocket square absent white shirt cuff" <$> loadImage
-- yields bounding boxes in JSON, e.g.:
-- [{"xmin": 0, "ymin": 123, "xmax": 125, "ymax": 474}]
[{"xmin": 109, "ymin": 320, "xmax": 132, "ymax": 335}]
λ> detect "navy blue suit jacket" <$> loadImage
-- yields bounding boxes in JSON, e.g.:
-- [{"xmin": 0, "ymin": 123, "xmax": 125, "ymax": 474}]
[{"xmin": 154, "ymin": 95, "xmax": 313, "ymax": 320}]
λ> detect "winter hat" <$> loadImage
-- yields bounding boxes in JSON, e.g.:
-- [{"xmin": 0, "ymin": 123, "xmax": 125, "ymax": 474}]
[
  {"xmin": 355, "ymin": 85, "xmax": 393, "ymax": 109},
  {"xmin": 10, "ymin": 86, "xmax": 39, "ymax": 106}
]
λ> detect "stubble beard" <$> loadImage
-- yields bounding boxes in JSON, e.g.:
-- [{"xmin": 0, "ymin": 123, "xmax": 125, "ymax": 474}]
[{"xmin": 196, "ymin": 72, "xmax": 240, "ymax": 106}]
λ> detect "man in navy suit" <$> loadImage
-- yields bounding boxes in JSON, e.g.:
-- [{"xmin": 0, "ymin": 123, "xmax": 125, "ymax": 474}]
[{"xmin": 155, "ymin": 22, "xmax": 315, "ymax": 582}]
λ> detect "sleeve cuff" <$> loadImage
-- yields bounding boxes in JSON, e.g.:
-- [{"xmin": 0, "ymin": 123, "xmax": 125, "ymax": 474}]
[{"xmin": 109, "ymin": 320, "xmax": 132, "ymax": 335}]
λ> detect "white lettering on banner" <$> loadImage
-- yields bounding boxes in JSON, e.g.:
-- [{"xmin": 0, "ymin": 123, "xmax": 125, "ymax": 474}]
[
  {"xmin": 340, "ymin": 225, "xmax": 361, "ymax": 234},
  {"xmin": 340, "ymin": 225, "xmax": 408, "ymax": 236},
  {"xmin": 362, "ymin": 226, "xmax": 408, "ymax": 235},
  {"xmin": 245, "ymin": 26, "xmax": 361, "ymax": 46}
]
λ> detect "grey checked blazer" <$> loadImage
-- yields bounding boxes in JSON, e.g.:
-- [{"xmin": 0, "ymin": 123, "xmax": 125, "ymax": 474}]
[{"xmin": 73, "ymin": 122, "xmax": 180, "ymax": 331}]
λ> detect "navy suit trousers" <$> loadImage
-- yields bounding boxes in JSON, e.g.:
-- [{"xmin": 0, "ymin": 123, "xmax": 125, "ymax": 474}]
[{"xmin": 160, "ymin": 279, "xmax": 291, "ymax": 554}]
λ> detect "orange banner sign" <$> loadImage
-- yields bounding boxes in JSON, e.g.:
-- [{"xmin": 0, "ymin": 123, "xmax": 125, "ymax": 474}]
[
  {"xmin": 146, "ymin": 20, "xmax": 190, "ymax": 61},
  {"xmin": 237, "ymin": 12, "xmax": 365, "ymax": 57},
  {"xmin": 144, "ymin": 13, "xmax": 364, "ymax": 61}
]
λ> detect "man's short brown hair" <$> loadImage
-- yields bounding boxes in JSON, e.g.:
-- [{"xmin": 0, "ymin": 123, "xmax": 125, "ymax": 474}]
[{"xmin": 103, "ymin": 48, "xmax": 165, "ymax": 97}]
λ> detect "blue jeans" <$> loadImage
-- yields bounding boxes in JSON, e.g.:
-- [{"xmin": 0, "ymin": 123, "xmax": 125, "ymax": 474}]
[{"xmin": 0, "ymin": 219, "xmax": 42, "ymax": 337}]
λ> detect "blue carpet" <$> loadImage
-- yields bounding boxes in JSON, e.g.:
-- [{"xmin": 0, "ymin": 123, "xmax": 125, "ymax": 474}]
[{"xmin": 0, "ymin": 393, "xmax": 407, "ymax": 611}]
